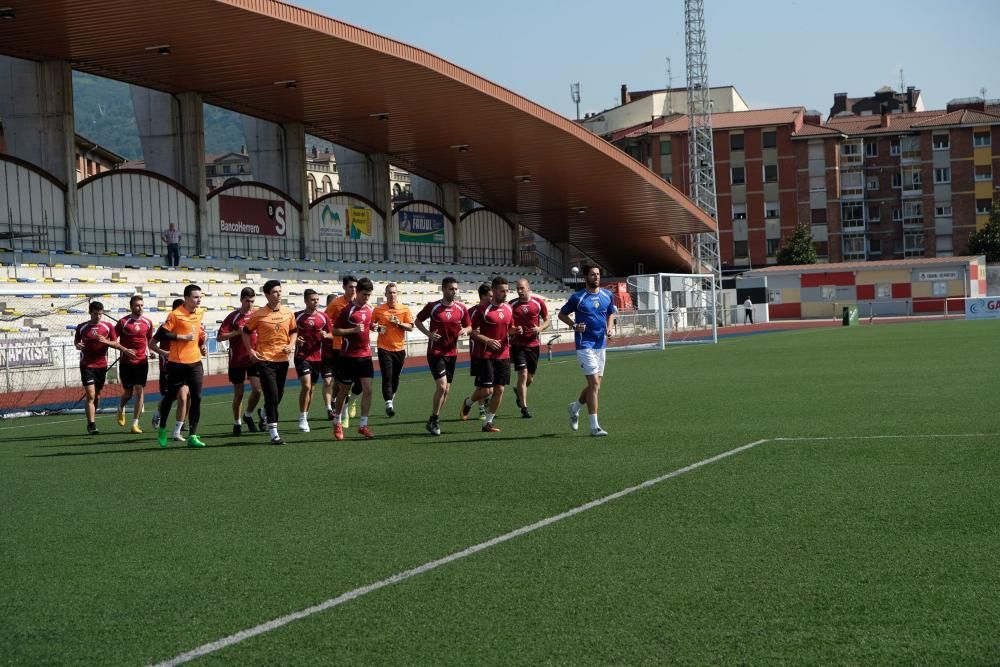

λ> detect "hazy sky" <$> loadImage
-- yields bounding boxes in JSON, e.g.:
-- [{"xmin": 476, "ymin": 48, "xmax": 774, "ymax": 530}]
[{"xmin": 296, "ymin": 0, "xmax": 1000, "ymax": 118}]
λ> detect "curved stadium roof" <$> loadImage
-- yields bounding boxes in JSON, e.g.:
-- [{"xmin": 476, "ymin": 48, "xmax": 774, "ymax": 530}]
[{"xmin": 0, "ymin": 0, "xmax": 716, "ymax": 274}]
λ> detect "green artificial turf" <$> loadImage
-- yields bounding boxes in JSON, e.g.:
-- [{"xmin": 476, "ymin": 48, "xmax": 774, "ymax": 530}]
[{"xmin": 1, "ymin": 320, "xmax": 998, "ymax": 665}]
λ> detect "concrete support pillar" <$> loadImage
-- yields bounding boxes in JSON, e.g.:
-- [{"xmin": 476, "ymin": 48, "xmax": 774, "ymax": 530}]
[
  {"xmin": 410, "ymin": 173, "xmax": 442, "ymax": 205},
  {"xmin": 369, "ymin": 154, "xmax": 391, "ymax": 261},
  {"xmin": 0, "ymin": 57, "xmax": 78, "ymax": 249},
  {"xmin": 282, "ymin": 122, "xmax": 308, "ymax": 259},
  {"xmin": 176, "ymin": 92, "xmax": 208, "ymax": 256},
  {"xmin": 241, "ymin": 115, "xmax": 287, "ymax": 192},
  {"xmin": 130, "ymin": 86, "xmax": 181, "ymax": 179},
  {"xmin": 441, "ymin": 183, "xmax": 461, "ymax": 263},
  {"xmin": 506, "ymin": 213, "xmax": 520, "ymax": 266}
]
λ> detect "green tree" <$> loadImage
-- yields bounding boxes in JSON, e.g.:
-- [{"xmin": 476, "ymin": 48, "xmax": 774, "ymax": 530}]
[
  {"xmin": 776, "ymin": 223, "xmax": 818, "ymax": 265},
  {"xmin": 966, "ymin": 202, "xmax": 1000, "ymax": 262}
]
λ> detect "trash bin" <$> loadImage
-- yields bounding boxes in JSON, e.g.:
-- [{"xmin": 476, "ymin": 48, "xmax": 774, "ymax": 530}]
[{"xmin": 842, "ymin": 306, "xmax": 858, "ymax": 326}]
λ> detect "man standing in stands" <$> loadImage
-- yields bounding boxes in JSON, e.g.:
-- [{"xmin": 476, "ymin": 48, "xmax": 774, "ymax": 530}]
[
  {"xmin": 324, "ymin": 275, "xmax": 360, "ymax": 427},
  {"xmin": 415, "ymin": 277, "xmax": 471, "ymax": 436},
  {"xmin": 294, "ymin": 289, "xmax": 332, "ymax": 433},
  {"xmin": 559, "ymin": 265, "xmax": 616, "ymax": 437},
  {"xmin": 75, "ymin": 301, "xmax": 136, "ymax": 435},
  {"xmin": 372, "ymin": 282, "xmax": 414, "ymax": 417},
  {"xmin": 461, "ymin": 276, "xmax": 514, "ymax": 433},
  {"xmin": 330, "ymin": 277, "xmax": 377, "ymax": 441},
  {"xmin": 217, "ymin": 287, "xmax": 263, "ymax": 436},
  {"xmin": 114, "ymin": 295, "xmax": 156, "ymax": 433},
  {"xmin": 154, "ymin": 284, "xmax": 207, "ymax": 448},
  {"xmin": 509, "ymin": 278, "xmax": 550, "ymax": 419},
  {"xmin": 161, "ymin": 223, "xmax": 181, "ymax": 268},
  {"xmin": 243, "ymin": 279, "xmax": 297, "ymax": 446}
]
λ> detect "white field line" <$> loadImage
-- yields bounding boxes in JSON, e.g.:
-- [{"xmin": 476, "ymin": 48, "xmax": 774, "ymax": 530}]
[
  {"xmin": 774, "ymin": 433, "xmax": 1000, "ymax": 442},
  {"xmin": 150, "ymin": 437, "xmax": 771, "ymax": 666}
]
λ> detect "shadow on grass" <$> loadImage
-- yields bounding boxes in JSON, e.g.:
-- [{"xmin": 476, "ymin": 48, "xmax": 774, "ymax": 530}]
[{"xmin": 28, "ymin": 439, "xmax": 269, "ymax": 457}]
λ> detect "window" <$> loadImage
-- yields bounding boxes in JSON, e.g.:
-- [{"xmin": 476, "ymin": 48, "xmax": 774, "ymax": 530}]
[
  {"xmin": 222, "ymin": 165, "xmax": 232, "ymax": 174},
  {"xmin": 892, "ymin": 208, "xmax": 903, "ymax": 222},
  {"xmin": 730, "ymin": 134, "xmax": 744, "ymax": 151},
  {"xmin": 766, "ymin": 238, "xmax": 780, "ymax": 256},
  {"xmin": 763, "ymin": 164, "xmax": 778, "ymax": 183},
  {"xmin": 811, "ymin": 208, "xmax": 827, "ymax": 224},
  {"xmin": 734, "ymin": 240, "xmax": 749, "ymax": 258},
  {"xmin": 867, "ymin": 176, "xmax": 879, "ymax": 190},
  {"xmin": 732, "ymin": 203, "xmax": 747, "ymax": 220},
  {"xmin": 868, "ymin": 204, "xmax": 880, "ymax": 222},
  {"xmin": 904, "ymin": 232, "xmax": 925, "ymax": 257},
  {"xmin": 974, "ymin": 165, "xmax": 992, "ymax": 181},
  {"xmin": 660, "ymin": 138, "xmax": 672, "ymax": 155},
  {"xmin": 903, "ymin": 201, "xmax": 923, "ymax": 220},
  {"xmin": 891, "ymin": 173, "xmax": 902, "ymax": 189},
  {"xmin": 814, "ymin": 241, "xmax": 829, "ymax": 257},
  {"xmin": 932, "ymin": 134, "xmax": 950, "ymax": 150},
  {"xmin": 843, "ymin": 143, "xmax": 860, "ymax": 156},
  {"xmin": 977, "ymin": 199, "xmax": 992, "ymax": 215},
  {"xmin": 935, "ymin": 204, "xmax": 952, "ymax": 217},
  {"xmin": 841, "ymin": 203, "xmax": 864, "ymax": 224},
  {"xmin": 768, "ymin": 287, "xmax": 782, "ymax": 304},
  {"xmin": 876, "ymin": 284, "xmax": 892, "ymax": 299},
  {"xmin": 932, "ymin": 281, "xmax": 948, "ymax": 297},
  {"xmin": 762, "ymin": 131, "xmax": 777, "ymax": 148},
  {"xmin": 731, "ymin": 167, "xmax": 745, "ymax": 185},
  {"xmin": 889, "ymin": 140, "xmax": 901, "ymax": 156},
  {"xmin": 821, "ymin": 286, "xmax": 837, "ymax": 300},
  {"xmin": 865, "ymin": 142, "xmax": 878, "ymax": 157},
  {"xmin": 934, "ymin": 168, "xmax": 951, "ymax": 183},
  {"xmin": 765, "ymin": 202, "xmax": 779, "ymax": 218},
  {"xmin": 869, "ymin": 238, "xmax": 881, "ymax": 255},
  {"xmin": 974, "ymin": 132, "xmax": 991, "ymax": 147},
  {"xmin": 843, "ymin": 235, "xmax": 865, "ymax": 258}
]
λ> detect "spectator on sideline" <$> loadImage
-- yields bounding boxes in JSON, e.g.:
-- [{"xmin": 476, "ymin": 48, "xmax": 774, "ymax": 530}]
[
  {"xmin": 559, "ymin": 265, "xmax": 617, "ymax": 437},
  {"xmin": 744, "ymin": 297, "xmax": 754, "ymax": 325},
  {"xmin": 372, "ymin": 282, "xmax": 414, "ymax": 417},
  {"xmin": 161, "ymin": 223, "xmax": 181, "ymax": 267}
]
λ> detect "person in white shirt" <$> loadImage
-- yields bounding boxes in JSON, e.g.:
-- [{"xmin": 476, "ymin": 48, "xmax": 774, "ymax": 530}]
[
  {"xmin": 161, "ymin": 223, "xmax": 181, "ymax": 267},
  {"xmin": 744, "ymin": 297, "xmax": 754, "ymax": 325}
]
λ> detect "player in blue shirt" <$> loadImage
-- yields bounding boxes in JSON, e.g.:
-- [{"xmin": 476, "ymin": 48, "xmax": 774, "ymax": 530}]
[{"xmin": 558, "ymin": 264, "xmax": 617, "ymax": 436}]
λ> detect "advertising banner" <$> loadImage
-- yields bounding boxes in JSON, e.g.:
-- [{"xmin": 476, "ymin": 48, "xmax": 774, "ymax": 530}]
[
  {"xmin": 319, "ymin": 204, "xmax": 374, "ymax": 240},
  {"xmin": 0, "ymin": 336, "xmax": 52, "ymax": 368},
  {"xmin": 219, "ymin": 195, "xmax": 287, "ymax": 237},
  {"xmin": 965, "ymin": 298, "xmax": 1000, "ymax": 320},
  {"xmin": 398, "ymin": 210, "xmax": 445, "ymax": 245}
]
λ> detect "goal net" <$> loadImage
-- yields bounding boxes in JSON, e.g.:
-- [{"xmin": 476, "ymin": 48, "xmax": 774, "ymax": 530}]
[
  {"xmin": 0, "ymin": 288, "xmax": 135, "ymax": 418},
  {"xmin": 610, "ymin": 272, "xmax": 719, "ymax": 350}
]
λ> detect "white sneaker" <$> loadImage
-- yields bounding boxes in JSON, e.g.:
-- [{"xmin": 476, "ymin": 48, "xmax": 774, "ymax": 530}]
[
  {"xmin": 173, "ymin": 433, "xmax": 187, "ymax": 442},
  {"xmin": 568, "ymin": 403, "xmax": 579, "ymax": 431},
  {"xmin": 298, "ymin": 418, "xmax": 310, "ymax": 433},
  {"xmin": 590, "ymin": 427, "xmax": 609, "ymax": 437}
]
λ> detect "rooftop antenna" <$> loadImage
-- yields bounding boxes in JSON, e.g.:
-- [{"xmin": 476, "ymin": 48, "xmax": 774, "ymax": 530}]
[
  {"xmin": 665, "ymin": 57, "xmax": 674, "ymax": 115},
  {"xmin": 570, "ymin": 82, "xmax": 582, "ymax": 121},
  {"xmin": 899, "ymin": 68, "xmax": 905, "ymax": 92},
  {"xmin": 981, "ymin": 87, "xmax": 987, "ymax": 100}
]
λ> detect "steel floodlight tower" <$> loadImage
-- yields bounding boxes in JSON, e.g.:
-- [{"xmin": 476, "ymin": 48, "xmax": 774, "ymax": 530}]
[{"xmin": 685, "ymin": 0, "xmax": 721, "ymax": 334}]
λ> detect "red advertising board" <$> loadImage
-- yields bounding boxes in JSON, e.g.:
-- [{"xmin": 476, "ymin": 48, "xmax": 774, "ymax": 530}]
[{"xmin": 219, "ymin": 195, "xmax": 287, "ymax": 237}]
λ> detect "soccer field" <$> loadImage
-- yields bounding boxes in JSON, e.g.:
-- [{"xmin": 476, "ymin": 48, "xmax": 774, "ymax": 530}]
[{"xmin": 2, "ymin": 320, "xmax": 999, "ymax": 665}]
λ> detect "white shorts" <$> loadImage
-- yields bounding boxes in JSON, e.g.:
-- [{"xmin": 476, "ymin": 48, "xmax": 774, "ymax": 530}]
[{"xmin": 576, "ymin": 348, "xmax": 606, "ymax": 377}]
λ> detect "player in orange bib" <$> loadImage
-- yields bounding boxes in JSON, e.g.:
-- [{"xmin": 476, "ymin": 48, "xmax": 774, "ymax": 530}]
[
  {"xmin": 371, "ymin": 282, "xmax": 414, "ymax": 417},
  {"xmin": 153, "ymin": 284, "xmax": 207, "ymax": 448},
  {"xmin": 243, "ymin": 279, "xmax": 297, "ymax": 445}
]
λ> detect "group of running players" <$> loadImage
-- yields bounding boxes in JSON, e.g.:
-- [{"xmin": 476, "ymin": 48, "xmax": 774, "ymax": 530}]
[{"xmin": 73, "ymin": 265, "xmax": 616, "ymax": 445}]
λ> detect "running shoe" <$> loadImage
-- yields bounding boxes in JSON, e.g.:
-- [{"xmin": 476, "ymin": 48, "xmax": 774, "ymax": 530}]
[
  {"xmin": 358, "ymin": 425, "xmax": 375, "ymax": 440},
  {"xmin": 482, "ymin": 422, "xmax": 501, "ymax": 433},
  {"xmin": 333, "ymin": 423, "xmax": 344, "ymax": 441},
  {"xmin": 568, "ymin": 403, "xmax": 579, "ymax": 432},
  {"xmin": 116, "ymin": 410, "xmax": 126, "ymax": 427},
  {"xmin": 187, "ymin": 435, "xmax": 206, "ymax": 448}
]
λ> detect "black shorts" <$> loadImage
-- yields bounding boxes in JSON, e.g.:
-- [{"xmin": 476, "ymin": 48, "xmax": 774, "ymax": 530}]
[
  {"xmin": 80, "ymin": 367, "xmax": 108, "ymax": 393},
  {"xmin": 321, "ymin": 356, "xmax": 337, "ymax": 379},
  {"xmin": 469, "ymin": 356, "xmax": 481, "ymax": 377},
  {"xmin": 335, "ymin": 356, "xmax": 374, "ymax": 385},
  {"xmin": 511, "ymin": 346, "xmax": 540, "ymax": 375},
  {"xmin": 164, "ymin": 361, "xmax": 204, "ymax": 394},
  {"xmin": 119, "ymin": 362, "xmax": 149, "ymax": 389},
  {"xmin": 294, "ymin": 358, "xmax": 321, "ymax": 383},
  {"xmin": 474, "ymin": 358, "xmax": 511, "ymax": 388},
  {"xmin": 428, "ymin": 355, "xmax": 457, "ymax": 383},
  {"xmin": 228, "ymin": 364, "xmax": 260, "ymax": 385},
  {"xmin": 158, "ymin": 366, "xmax": 169, "ymax": 396}
]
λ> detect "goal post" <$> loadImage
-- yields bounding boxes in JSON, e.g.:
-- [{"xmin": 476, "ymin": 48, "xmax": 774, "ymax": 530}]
[
  {"xmin": 613, "ymin": 272, "xmax": 719, "ymax": 350},
  {"xmin": 0, "ymin": 287, "xmax": 136, "ymax": 418}
]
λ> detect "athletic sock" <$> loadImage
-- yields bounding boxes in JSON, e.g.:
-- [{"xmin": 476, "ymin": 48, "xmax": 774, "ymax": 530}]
[
  {"xmin": 243, "ymin": 412, "xmax": 253, "ymax": 420},
  {"xmin": 173, "ymin": 420, "xmax": 184, "ymax": 436},
  {"xmin": 334, "ymin": 415, "xmax": 342, "ymax": 425},
  {"xmin": 386, "ymin": 399, "xmax": 393, "ymax": 408},
  {"xmin": 589, "ymin": 414, "xmax": 600, "ymax": 430},
  {"xmin": 485, "ymin": 411, "xmax": 495, "ymax": 424},
  {"xmin": 360, "ymin": 416, "xmax": 369, "ymax": 428},
  {"xmin": 233, "ymin": 420, "xmax": 242, "ymax": 426},
  {"xmin": 300, "ymin": 411, "xmax": 308, "ymax": 420},
  {"xmin": 133, "ymin": 419, "xmax": 141, "ymax": 426},
  {"xmin": 268, "ymin": 424, "xmax": 279, "ymax": 439}
]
